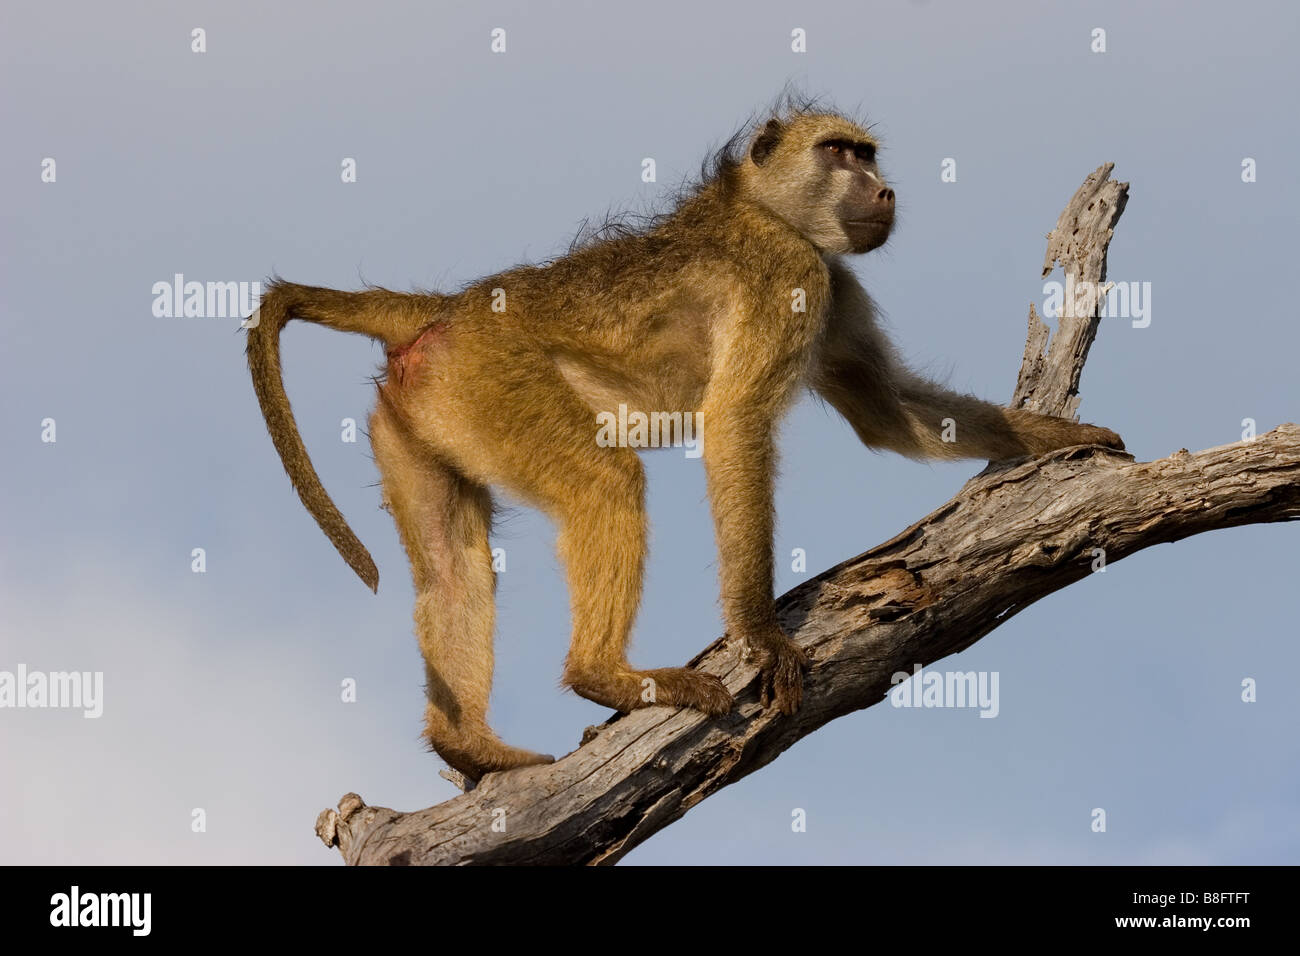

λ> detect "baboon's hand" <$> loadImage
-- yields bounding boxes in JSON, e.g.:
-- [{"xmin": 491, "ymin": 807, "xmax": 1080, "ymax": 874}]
[
  {"xmin": 1077, "ymin": 423, "xmax": 1125, "ymax": 451},
  {"xmin": 751, "ymin": 627, "xmax": 809, "ymax": 716}
]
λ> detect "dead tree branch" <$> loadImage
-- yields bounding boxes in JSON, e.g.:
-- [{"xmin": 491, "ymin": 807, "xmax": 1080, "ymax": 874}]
[
  {"xmin": 1013, "ymin": 163, "xmax": 1129, "ymax": 418},
  {"xmin": 315, "ymin": 167, "xmax": 1300, "ymax": 865}
]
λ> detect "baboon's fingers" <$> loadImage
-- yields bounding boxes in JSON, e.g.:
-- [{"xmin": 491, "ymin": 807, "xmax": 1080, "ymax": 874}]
[
  {"xmin": 1080, "ymin": 423, "xmax": 1125, "ymax": 451},
  {"xmin": 757, "ymin": 637, "xmax": 808, "ymax": 716}
]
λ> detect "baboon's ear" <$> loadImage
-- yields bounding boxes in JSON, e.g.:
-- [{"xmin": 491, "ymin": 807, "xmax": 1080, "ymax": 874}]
[{"xmin": 750, "ymin": 119, "xmax": 784, "ymax": 166}]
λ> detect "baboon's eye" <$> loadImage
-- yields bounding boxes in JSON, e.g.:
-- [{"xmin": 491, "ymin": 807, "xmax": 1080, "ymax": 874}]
[{"xmin": 820, "ymin": 140, "xmax": 870, "ymax": 162}]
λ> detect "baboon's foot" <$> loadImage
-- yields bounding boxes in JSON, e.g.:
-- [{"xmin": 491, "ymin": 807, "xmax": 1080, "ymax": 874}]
[
  {"xmin": 565, "ymin": 666, "xmax": 733, "ymax": 716},
  {"xmin": 435, "ymin": 740, "xmax": 555, "ymax": 783},
  {"xmin": 747, "ymin": 629, "xmax": 809, "ymax": 716},
  {"xmin": 642, "ymin": 667, "xmax": 734, "ymax": 715},
  {"xmin": 426, "ymin": 713, "xmax": 554, "ymax": 781}
]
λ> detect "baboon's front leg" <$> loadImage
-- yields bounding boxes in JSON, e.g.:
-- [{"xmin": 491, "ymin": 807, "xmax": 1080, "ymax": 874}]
[
  {"xmin": 556, "ymin": 446, "xmax": 733, "ymax": 717},
  {"xmin": 891, "ymin": 374, "xmax": 1125, "ymax": 460},
  {"xmin": 815, "ymin": 257, "xmax": 1124, "ymax": 461},
  {"xmin": 700, "ymin": 403, "xmax": 808, "ymax": 715}
]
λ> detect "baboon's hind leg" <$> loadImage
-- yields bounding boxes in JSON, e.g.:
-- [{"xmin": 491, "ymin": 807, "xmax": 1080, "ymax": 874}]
[
  {"xmin": 370, "ymin": 403, "xmax": 553, "ymax": 781},
  {"xmin": 429, "ymin": 363, "xmax": 732, "ymax": 718}
]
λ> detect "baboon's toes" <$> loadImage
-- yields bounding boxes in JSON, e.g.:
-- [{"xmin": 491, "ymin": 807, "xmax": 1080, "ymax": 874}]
[
  {"xmin": 507, "ymin": 749, "xmax": 556, "ymax": 768},
  {"xmin": 439, "ymin": 742, "xmax": 555, "ymax": 783},
  {"xmin": 473, "ymin": 748, "xmax": 555, "ymax": 781},
  {"xmin": 651, "ymin": 668, "xmax": 734, "ymax": 716}
]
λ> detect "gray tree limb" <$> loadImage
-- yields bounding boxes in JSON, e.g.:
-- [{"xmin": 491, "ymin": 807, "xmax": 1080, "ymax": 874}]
[
  {"xmin": 1013, "ymin": 163, "xmax": 1129, "ymax": 419},
  {"xmin": 314, "ymin": 167, "xmax": 1300, "ymax": 866}
]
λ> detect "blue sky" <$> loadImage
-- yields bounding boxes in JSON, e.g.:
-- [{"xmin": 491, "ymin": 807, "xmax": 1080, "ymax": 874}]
[{"xmin": 2, "ymin": 0, "xmax": 1297, "ymax": 864}]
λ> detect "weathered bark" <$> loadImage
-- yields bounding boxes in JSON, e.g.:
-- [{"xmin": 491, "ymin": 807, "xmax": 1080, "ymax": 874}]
[{"xmin": 315, "ymin": 167, "xmax": 1300, "ymax": 866}]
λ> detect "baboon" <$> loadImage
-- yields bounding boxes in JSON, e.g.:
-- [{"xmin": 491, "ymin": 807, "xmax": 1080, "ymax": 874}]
[{"xmin": 246, "ymin": 101, "xmax": 1123, "ymax": 781}]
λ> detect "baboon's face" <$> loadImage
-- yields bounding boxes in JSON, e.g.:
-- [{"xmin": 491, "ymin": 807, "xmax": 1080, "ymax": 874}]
[{"xmin": 746, "ymin": 114, "xmax": 895, "ymax": 256}]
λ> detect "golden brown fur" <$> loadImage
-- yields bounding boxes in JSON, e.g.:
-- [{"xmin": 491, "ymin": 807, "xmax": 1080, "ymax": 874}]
[{"xmin": 246, "ymin": 101, "xmax": 1123, "ymax": 780}]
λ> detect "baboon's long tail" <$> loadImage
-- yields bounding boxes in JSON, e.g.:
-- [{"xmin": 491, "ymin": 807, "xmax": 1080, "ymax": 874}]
[{"xmin": 245, "ymin": 279, "xmax": 436, "ymax": 591}]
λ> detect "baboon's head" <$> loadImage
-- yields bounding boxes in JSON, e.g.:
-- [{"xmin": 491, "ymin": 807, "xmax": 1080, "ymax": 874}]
[{"xmin": 742, "ymin": 111, "xmax": 894, "ymax": 255}]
